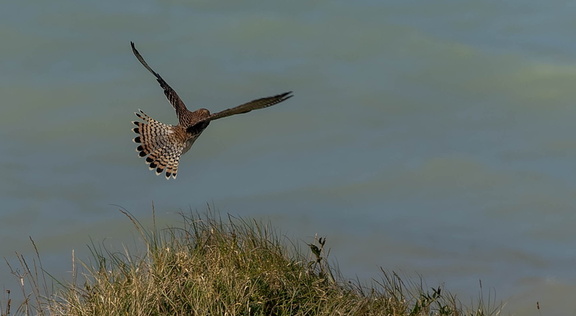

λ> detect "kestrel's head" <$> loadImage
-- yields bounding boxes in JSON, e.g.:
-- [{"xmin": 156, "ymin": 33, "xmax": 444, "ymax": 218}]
[
  {"xmin": 197, "ymin": 108, "xmax": 211, "ymax": 118},
  {"xmin": 186, "ymin": 108, "xmax": 211, "ymax": 135}
]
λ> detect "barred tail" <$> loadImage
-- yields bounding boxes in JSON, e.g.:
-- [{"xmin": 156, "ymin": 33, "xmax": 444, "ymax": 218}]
[{"xmin": 132, "ymin": 110, "xmax": 184, "ymax": 179}]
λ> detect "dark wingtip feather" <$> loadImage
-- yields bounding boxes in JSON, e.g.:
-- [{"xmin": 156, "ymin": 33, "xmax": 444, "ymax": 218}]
[
  {"xmin": 280, "ymin": 91, "xmax": 293, "ymax": 101},
  {"xmin": 130, "ymin": 41, "xmax": 138, "ymax": 54}
]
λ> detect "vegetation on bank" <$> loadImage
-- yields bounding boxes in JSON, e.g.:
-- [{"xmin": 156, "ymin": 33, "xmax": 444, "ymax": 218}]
[{"xmin": 1, "ymin": 210, "xmax": 502, "ymax": 315}]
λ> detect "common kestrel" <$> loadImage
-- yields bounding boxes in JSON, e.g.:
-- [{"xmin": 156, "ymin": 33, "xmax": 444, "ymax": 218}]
[{"xmin": 130, "ymin": 42, "xmax": 292, "ymax": 179}]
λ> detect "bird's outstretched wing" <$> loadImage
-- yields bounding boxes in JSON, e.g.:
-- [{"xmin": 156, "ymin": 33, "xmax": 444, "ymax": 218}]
[
  {"xmin": 130, "ymin": 42, "xmax": 189, "ymax": 115},
  {"xmin": 207, "ymin": 91, "xmax": 293, "ymax": 121}
]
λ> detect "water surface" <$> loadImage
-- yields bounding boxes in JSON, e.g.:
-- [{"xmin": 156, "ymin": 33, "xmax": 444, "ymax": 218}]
[{"xmin": 2, "ymin": 1, "xmax": 576, "ymax": 314}]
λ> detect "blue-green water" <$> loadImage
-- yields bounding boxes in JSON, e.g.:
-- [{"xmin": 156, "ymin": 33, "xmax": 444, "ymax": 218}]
[{"xmin": 2, "ymin": 1, "xmax": 576, "ymax": 314}]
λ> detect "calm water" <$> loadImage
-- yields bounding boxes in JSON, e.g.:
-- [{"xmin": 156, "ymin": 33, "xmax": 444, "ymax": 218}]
[{"xmin": 2, "ymin": 1, "xmax": 576, "ymax": 314}]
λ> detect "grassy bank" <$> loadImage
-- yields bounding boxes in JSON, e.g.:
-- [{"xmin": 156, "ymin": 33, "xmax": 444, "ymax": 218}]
[{"xmin": 2, "ymin": 210, "xmax": 501, "ymax": 315}]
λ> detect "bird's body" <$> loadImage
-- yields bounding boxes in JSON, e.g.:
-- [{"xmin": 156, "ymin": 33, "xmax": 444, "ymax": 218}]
[{"xmin": 130, "ymin": 42, "xmax": 292, "ymax": 179}]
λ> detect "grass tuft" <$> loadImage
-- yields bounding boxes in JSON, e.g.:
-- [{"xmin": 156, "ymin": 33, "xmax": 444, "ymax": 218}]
[{"xmin": 2, "ymin": 209, "xmax": 503, "ymax": 315}]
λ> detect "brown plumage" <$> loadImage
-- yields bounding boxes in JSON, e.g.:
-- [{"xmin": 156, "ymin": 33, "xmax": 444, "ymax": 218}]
[{"xmin": 130, "ymin": 42, "xmax": 293, "ymax": 179}]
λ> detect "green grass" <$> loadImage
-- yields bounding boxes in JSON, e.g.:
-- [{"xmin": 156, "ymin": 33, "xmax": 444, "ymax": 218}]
[{"xmin": 1, "ymin": 209, "xmax": 502, "ymax": 316}]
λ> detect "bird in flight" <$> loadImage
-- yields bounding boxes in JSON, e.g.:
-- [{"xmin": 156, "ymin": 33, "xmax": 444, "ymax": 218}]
[{"xmin": 130, "ymin": 42, "xmax": 293, "ymax": 179}]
